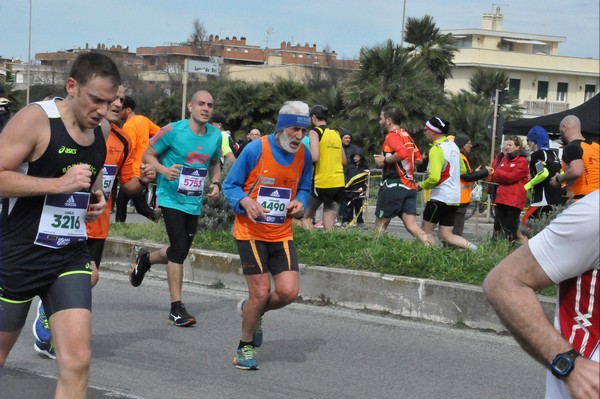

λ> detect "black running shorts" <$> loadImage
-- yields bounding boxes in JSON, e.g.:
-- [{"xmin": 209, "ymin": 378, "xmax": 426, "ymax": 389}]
[
  {"xmin": 422, "ymin": 200, "xmax": 458, "ymax": 227},
  {"xmin": 235, "ymin": 240, "xmax": 299, "ymax": 276}
]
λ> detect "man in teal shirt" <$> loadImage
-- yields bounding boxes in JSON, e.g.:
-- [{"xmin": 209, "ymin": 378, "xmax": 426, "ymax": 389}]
[{"xmin": 130, "ymin": 90, "xmax": 222, "ymax": 327}]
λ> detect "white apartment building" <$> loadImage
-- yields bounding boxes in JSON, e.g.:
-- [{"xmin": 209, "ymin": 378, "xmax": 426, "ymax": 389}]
[{"xmin": 442, "ymin": 8, "xmax": 600, "ymax": 117}]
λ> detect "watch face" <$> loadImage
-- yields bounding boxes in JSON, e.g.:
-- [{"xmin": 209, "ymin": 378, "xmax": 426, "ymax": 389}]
[
  {"xmin": 551, "ymin": 350, "xmax": 579, "ymax": 378},
  {"xmin": 554, "ymin": 357, "xmax": 570, "ymax": 373}
]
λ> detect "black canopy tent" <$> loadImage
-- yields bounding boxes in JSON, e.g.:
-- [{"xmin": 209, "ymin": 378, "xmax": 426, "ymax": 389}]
[{"xmin": 504, "ymin": 94, "xmax": 600, "ymax": 142}]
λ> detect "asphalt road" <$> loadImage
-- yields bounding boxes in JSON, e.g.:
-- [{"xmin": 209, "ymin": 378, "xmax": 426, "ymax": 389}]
[{"xmin": 2, "ymin": 272, "xmax": 545, "ymax": 399}]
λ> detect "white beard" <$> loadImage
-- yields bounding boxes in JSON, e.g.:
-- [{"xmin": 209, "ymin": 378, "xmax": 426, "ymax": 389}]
[{"xmin": 279, "ymin": 130, "xmax": 301, "ymax": 153}]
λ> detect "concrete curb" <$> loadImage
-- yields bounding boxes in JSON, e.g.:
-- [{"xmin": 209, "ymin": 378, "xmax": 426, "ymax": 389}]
[{"xmin": 103, "ymin": 237, "xmax": 556, "ymax": 332}]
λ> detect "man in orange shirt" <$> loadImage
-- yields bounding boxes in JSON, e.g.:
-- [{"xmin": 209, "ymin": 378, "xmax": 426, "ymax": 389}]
[
  {"xmin": 115, "ymin": 95, "xmax": 160, "ymax": 222},
  {"xmin": 88, "ymin": 88, "xmax": 156, "ymax": 286},
  {"xmin": 32, "ymin": 86, "xmax": 156, "ymax": 360},
  {"xmin": 373, "ymin": 105, "xmax": 431, "ymax": 244},
  {"xmin": 549, "ymin": 115, "xmax": 600, "ymax": 199}
]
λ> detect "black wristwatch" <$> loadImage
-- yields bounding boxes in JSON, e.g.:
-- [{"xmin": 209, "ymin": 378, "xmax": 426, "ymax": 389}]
[{"xmin": 550, "ymin": 349, "xmax": 580, "ymax": 378}]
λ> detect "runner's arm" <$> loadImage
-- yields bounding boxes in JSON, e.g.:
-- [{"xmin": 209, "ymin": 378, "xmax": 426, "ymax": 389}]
[
  {"xmin": 223, "ymin": 142, "xmax": 261, "ymax": 213},
  {"xmin": 86, "ymin": 169, "xmax": 107, "ymax": 222},
  {"xmin": 0, "ymin": 105, "xmax": 93, "ymax": 196},
  {"xmin": 308, "ymin": 129, "xmax": 320, "ymax": 162},
  {"xmin": 419, "ymin": 145, "xmax": 443, "ymax": 190},
  {"xmin": 484, "ymin": 243, "xmax": 600, "ymax": 399},
  {"xmin": 293, "ymin": 150, "xmax": 313, "ymax": 212},
  {"xmin": 206, "ymin": 159, "xmax": 221, "ymax": 200},
  {"xmin": 559, "ymin": 159, "xmax": 584, "ymax": 185},
  {"xmin": 142, "ymin": 145, "xmax": 173, "ymax": 178}
]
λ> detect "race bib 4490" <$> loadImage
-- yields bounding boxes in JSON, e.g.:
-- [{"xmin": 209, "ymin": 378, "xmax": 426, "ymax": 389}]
[{"xmin": 256, "ymin": 186, "xmax": 291, "ymax": 225}]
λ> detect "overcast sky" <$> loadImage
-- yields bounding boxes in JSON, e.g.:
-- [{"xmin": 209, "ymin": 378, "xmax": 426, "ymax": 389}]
[{"xmin": 2, "ymin": 0, "xmax": 599, "ymax": 61}]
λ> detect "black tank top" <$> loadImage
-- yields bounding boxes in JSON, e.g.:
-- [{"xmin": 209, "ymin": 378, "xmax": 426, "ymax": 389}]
[{"xmin": 0, "ymin": 99, "xmax": 106, "ymax": 269}]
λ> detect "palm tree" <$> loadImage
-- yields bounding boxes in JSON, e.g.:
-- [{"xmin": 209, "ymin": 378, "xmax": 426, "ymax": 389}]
[
  {"xmin": 467, "ymin": 68, "xmax": 523, "ymax": 121},
  {"xmin": 445, "ymin": 90, "xmax": 494, "ymax": 164},
  {"xmin": 444, "ymin": 69, "xmax": 524, "ymax": 165},
  {"xmin": 468, "ymin": 68, "xmax": 509, "ymax": 99},
  {"xmin": 307, "ymin": 86, "xmax": 343, "ymax": 125},
  {"xmin": 214, "ymin": 80, "xmax": 274, "ymax": 134},
  {"xmin": 404, "ymin": 15, "xmax": 457, "ymax": 87},
  {"xmin": 151, "ymin": 95, "xmax": 181, "ymax": 127},
  {"xmin": 343, "ymin": 39, "xmax": 445, "ymax": 153},
  {"xmin": 271, "ymin": 78, "xmax": 310, "ymax": 106}
]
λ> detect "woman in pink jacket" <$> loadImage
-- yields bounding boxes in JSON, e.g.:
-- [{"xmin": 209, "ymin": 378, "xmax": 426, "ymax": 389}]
[{"xmin": 492, "ymin": 135, "xmax": 529, "ymax": 241}]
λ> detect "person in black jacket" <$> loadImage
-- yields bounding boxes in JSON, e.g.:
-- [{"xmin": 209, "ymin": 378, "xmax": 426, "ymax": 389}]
[
  {"xmin": 522, "ymin": 126, "xmax": 565, "ymax": 222},
  {"xmin": 342, "ymin": 148, "xmax": 369, "ymax": 226}
]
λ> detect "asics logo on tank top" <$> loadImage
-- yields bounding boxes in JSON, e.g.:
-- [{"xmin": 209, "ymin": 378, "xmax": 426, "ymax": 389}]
[{"xmin": 58, "ymin": 146, "xmax": 77, "ymax": 154}]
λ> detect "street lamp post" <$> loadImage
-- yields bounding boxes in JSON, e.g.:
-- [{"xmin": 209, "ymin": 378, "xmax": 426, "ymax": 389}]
[{"xmin": 400, "ymin": 0, "xmax": 407, "ymax": 48}]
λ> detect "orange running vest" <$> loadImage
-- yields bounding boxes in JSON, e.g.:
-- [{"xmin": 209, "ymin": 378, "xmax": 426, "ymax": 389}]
[{"xmin": 233, "ymin": 136, "xmax": 306, "ymax": 242}]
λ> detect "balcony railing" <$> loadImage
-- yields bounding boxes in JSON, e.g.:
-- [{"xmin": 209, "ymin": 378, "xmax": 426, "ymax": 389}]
[{"xmin": 523, "ymin": 100, "xmax": 569, "ymax": 116}]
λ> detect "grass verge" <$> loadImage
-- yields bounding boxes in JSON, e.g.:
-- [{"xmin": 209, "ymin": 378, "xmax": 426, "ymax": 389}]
[{"xmin": 109, "ymin": 222, "xmax": 556, "ymax": 297}]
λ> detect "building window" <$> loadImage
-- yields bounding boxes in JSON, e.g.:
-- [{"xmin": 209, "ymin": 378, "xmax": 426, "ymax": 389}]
[
  {"xmin": 584, "ymin": 84, "xmax": 596, "ymax": 101},
  {"xmin": 532, "ymin": 44, "xmax": 549, "ymax": 54},
  {"xmin": 537, "ymin": 81, "xmax": 549, "ymax": 100},
  {"xmin": 556, "ymin": 82, "xmax": 568, "ymax": 102},
  {"xmin": 509, "ymin": 78, "xmax": 521, "ymax": 100},
  {"xmin": 454, "ymin": 37, "xmax": 472, "ymax": 49}
]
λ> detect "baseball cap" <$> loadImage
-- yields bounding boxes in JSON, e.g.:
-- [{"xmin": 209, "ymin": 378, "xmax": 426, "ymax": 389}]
[{"xmin": 309, "ymin": 105, "xmax": 328, "ymax": 120}]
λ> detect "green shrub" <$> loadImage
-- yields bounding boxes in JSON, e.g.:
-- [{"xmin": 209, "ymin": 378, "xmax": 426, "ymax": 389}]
[{"xmin": 196, "ymin": 163, "xmax": 235, "ymax": 231}]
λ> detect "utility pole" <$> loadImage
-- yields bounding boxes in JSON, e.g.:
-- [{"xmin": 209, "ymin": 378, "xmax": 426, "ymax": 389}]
[{"xmin": 181, "ymin": 60, "xmax": 188, "ymax": 120}]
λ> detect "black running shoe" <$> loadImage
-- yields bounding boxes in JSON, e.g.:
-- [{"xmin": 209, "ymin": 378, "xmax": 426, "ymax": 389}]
[
  {"xmin": 169, "ymin": 302, "xmax": 197, "ymax": 327},
  {"xmin": 129, "ymin": 247, "xmax": 150, "ymax": 287}
]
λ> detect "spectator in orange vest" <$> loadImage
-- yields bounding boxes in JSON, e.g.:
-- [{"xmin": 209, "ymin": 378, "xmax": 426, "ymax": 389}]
[{"xmin": 452, "ymin": 134, "xmax": 490, "ymax": 237}]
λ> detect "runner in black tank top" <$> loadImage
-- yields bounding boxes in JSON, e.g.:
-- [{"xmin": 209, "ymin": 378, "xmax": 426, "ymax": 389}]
[
  {"xmin": 0, "ymin": 99, "xmax": 106, "ymax": 299},
  {"xmin": 0, "ymin": 51, "xmax": 120, "ymax": 398}
]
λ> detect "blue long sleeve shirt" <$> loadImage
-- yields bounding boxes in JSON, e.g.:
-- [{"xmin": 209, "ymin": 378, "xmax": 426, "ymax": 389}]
[{"xmin": 223, "ymin": 133, "xmax": 313, "ymax": 215}]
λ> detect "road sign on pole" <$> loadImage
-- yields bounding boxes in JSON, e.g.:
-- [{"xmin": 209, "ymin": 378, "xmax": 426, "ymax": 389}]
[
  {"xmin": 486, "ymin": 113, "xmax": 505, "ymax": 140},
  {"xmin": 181, "ymin": 59, "xmax": 221, "ymax": 119}
]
